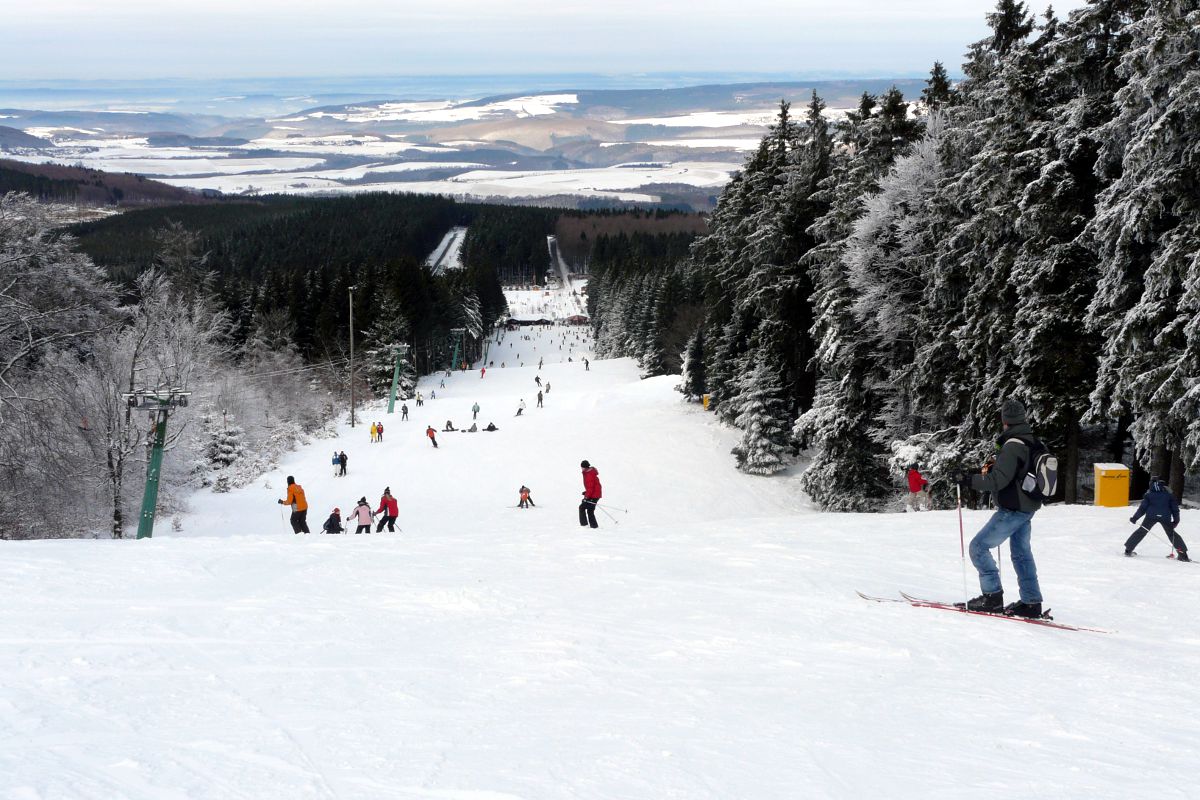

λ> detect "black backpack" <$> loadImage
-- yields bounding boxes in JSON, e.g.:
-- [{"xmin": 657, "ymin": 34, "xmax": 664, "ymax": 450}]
[{"xmin": 1016, "ymin": 436, "xmax": 1058, "ymax": 503}]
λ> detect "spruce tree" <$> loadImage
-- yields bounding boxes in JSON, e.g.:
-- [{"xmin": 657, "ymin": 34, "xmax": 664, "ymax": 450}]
[
  {"xmin": 731, "ymin": 355, "xmax": 793, "ymax": 475},
  {"xmin": 1085, "ymin": 0, "xmax": 1200, "ymax": 481}
]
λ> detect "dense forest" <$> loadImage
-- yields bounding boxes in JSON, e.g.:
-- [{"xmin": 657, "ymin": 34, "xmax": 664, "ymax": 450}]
[{"xmin": 588, "ymin": 0, "xmax": 1200, "ymax": 509}]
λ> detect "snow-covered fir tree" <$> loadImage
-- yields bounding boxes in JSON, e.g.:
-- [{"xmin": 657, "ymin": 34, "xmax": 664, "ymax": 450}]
[
  {"xmin": 1085, "ymin": 0, "xmax": 1200, "ymax": 492},
  {"xmin": 731, "ymin": 355, "xmax": 793, "ymax": 475}
]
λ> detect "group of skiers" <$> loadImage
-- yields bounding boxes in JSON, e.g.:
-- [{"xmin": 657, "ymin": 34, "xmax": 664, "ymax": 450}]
[
  {"xmin": 368, "ymin": 422, "xmax": 385, "ymax": 442},
  {"xmin": 330, "ymin": 450, "xmax": 348, "ymax": 477},
  {"xmin": 320, "ymin": 487, "xmax": 401, "ymax": 534},
  {"xmin": 276, "ymin": 460, "xmax": 605, "ymax": 532}
]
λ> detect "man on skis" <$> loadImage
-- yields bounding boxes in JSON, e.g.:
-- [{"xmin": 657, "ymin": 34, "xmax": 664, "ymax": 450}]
[
  {"xmin": 954, "ymin": 399, "xmax": 1044, "ymax": 618},
  {"xmin": 277, "ymin": 475, "xmax": 310, "ymax": 534},
  {"xmin": 1126, "ymin": 476, "xmax": 1189, "ymax": 560},
  {"xmin": 579, "ymin": 460, "xmax": 602, "ymax": 529}
]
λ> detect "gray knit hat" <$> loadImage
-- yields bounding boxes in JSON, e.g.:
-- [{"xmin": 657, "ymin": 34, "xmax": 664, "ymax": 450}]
[{"xmin": 1000, "ymin": 398, "xmax": 1027, "ymax": 425}]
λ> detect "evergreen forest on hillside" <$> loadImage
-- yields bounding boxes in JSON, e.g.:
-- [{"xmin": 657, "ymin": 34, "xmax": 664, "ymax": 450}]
[{"xmin": 587, "ymin": 0, "xmax": 1200, "ymax": 509}]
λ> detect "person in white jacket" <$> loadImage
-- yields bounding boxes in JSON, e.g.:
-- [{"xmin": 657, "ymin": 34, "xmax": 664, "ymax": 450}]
[{"xmin": 347, "ymin": 497, "xmax": 374, "ymax": 534}]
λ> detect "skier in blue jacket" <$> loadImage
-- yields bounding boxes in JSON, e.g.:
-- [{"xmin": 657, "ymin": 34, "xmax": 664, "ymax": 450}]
[{"xmin": 1125, "ymin": 477, "xmax": 1189, "ymax": 560}]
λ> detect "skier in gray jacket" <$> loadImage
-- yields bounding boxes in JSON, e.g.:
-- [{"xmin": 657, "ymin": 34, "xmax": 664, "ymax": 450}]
[{"xmin": 954, "ymin": 398, "xmax": 1045, "ymax": 617}]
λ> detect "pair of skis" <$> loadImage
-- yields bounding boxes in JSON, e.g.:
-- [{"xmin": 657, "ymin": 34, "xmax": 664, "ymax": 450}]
[{"xmin": 856, "ymin": 591, "xmax": 1111, "ymax": 633}]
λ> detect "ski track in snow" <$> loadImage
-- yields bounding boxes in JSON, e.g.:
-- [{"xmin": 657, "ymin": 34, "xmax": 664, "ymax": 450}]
[{"xmin": 2, "ymin": 279, "xmax": 1199, "ymax": 798}]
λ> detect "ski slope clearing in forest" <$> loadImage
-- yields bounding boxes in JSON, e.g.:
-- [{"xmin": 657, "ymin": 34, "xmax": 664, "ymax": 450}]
[{"xmin": 2, "ymin": 291, "xmax": 1199, "ymax": 797}]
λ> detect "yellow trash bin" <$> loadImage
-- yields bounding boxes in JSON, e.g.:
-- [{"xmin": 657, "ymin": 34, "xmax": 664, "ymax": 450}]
[
  {"xmin": 1094, "ymin": 463, "xmax": 1130, "ymax": 507},
  {"xmin": 702, "ymin": 393, "xmax": 711, "ymax": 410}
]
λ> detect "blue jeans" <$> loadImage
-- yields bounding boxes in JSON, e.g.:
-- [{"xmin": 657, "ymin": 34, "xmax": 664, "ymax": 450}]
[{"xmin": 969, "ymin": 508, "xmax": 1041, "ymax": 603}]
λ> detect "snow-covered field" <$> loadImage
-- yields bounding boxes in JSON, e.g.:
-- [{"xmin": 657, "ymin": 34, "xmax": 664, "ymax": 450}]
[{"xmin": 3, "ymin": 280, "xmax": 1199, "ymax": 798}]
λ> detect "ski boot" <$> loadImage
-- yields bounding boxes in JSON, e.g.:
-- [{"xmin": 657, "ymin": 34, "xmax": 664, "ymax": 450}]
[
  {"xmin": 959, "ymin": 591, "xmax": 1004, "ymax": 613},
  {"xmin": 1004, "ymin": 600, "xmax": 1043, "ymax": 619}
]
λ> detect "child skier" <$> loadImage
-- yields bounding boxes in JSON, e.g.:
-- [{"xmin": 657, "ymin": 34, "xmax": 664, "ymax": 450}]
[
  {"xmin": 519, "ymin": 485, "xmax": 535, "ymax": 509},
  {"xmin": 323, "ymin": 508, "xmax": 344, "ymax": 534},
  {"xmin": 1126, "ymin": 476, "xmax": 1189, "ymax": 560}
]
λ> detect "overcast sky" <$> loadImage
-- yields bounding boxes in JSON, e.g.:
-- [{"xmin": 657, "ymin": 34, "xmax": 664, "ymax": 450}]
[{"xmin": 1, "ymin": 0, "xmax": 1091, "ymax": 81}]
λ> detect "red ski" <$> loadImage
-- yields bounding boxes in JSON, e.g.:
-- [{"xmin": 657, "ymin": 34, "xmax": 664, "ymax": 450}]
[{"xmin": 856, "ymin": 591, "xmax": 1111, "ymax": 634}]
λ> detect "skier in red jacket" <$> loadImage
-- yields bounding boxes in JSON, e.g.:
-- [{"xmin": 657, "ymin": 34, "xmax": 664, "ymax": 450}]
[
  {"xmin": 579, "ymin": 459, "xmax": 602, "ymax": 528},
  {"xmin": 905, "ymin": 464, "xmax": 930, "ymax": 511},
  {"xmin": 375, "ymin": 487, "xmax": 399, "ymax": 532}
]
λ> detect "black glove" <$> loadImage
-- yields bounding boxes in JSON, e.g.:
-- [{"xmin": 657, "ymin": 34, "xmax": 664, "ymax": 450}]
[
  {"xmin": 1129, "ymin": 516, "xmax": 1136, "ymax": 525},
  {"xmin": 277, "ymin": 499, "xmax": 284, "ymax": 505}
]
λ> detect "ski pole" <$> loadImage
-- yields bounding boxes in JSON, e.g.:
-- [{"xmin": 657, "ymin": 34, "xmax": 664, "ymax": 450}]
[
  {"xmin": 278, "ymin": 504, "xmax": 290, "ymax": 534},
  {"xmin": 957, "ymin": 484, "xmax": 969, "ymax": 610},
  {"xmin": 598, "ymin": 506, "xmax": 620, "ymax": 525},
  {"xmin": 1138, "ymin": 524, "xmax": 1185, "ymax": 558},
  {"xmin": 603, "ymin": 504, "xmax": 629, "ymax": 513}
]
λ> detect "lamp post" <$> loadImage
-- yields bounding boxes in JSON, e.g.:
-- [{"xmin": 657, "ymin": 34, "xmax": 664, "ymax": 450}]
[{"xmin": 348, "ymin": 285, "xmax": 357, "ymax": 428}]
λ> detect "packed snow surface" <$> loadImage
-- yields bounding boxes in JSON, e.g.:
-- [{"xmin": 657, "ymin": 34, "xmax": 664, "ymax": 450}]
[{"xmin": 3, "ymin": 279, "xmax": 1199, "ymax": 798}]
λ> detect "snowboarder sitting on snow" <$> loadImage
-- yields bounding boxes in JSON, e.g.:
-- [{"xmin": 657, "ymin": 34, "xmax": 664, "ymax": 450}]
[
  {"xmin": 426, "ymin": 426, "xmax": 438, "ymax": 448},
  {"xmin": 484, "ymin": 422, "xmax": 498, "ymax": 432},
  {"xmin": 444, "ymin": 420, "xmax": 457, "ymax": 431},
  {"xmin": 277, "ymin": 476, "xmax": 310, "ymax": 534},
  {"xmin": 905, "ymin": 464, "xmax": 930, "ymax": 511},
  {"xmin": 519, "ymin": 485, "xmax": 535, "ymax": 508},
  {"xmin": 347, "ymin": 497, "xmax": 374, "ymax": 534},
  {"xmin": 952, "ymin": 399, "xmax": 1044, "ymax": 618},
  {"xmin": 579, "ymin": 460, "xmax": 602, "ymax": 529},
  {"xmin": 323, "ymin": 508, "xmax": 344, "ymax": 534},
  {"xmin": 466, "ymin": 422, "xmax": 478, "ymax": 432},
  {"xmin": 1126, "ymin": 476, "xmax": 1189, "ymax": 560}
]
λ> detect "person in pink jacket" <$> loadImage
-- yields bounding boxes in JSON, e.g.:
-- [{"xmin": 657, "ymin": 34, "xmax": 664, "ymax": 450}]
[{"xmin": 347, "ymin": 497, "xmax": 374, "ymax": 534}]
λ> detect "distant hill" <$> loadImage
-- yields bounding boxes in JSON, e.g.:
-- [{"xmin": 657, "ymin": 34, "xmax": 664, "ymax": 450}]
[
  {"xmin": 0, "ymin": 158, "xmax": 210, "ymax": 206},
  {"xmin": 0, "ymin": 125, "xmax": 50, "ymax": 150}
]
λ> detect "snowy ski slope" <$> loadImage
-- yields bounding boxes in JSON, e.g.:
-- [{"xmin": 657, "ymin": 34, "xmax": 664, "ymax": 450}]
[{"xmin": 2, "ymin": 280, "xmax": 1199, "ymax": 799}]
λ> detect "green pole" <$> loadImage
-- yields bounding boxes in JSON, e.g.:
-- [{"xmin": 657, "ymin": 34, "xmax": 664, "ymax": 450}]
[
  {"xmin": 137, "ymin": 404, "xmax": 168, "ymax": 539},
  {"xmin": 387, "ymin": 346, "xmax": 403, "ymax": 414}
]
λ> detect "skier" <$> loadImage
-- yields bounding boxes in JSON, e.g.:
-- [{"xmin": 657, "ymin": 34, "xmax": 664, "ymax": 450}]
[
  {"xmin": 401, "ymin": 403, "xmax": 409, "ymax": 421},
  {"xmin": 277, "ymin": 476, "xmax": 310, "ymax": 534},
  {"xmin": 376, "ymin": 421, "xmax": 384, "ymax": 441},
  {"xmin": 338, "ymin": 451, "xmax": 348, "ymax": 477},
  {"xmin": 953, "ymin": 399, "xmax": 1044, "ymax": 617},
  {"xmin": 426, "ymin": 425, "xmax": 438, "ymax": 448},
  {"xmin": 332, "ymin": 451, "xmax": 340, "ymax": 477},
  {"xmin": 544, "ymin": 382, "xmax": 550, "ymax": 394},
  {"xmin": 439, "ymin": 379, "xmax": 445, "ymax": 389},
  {"xmin": 537, "ymin": 390, "xmax": 543, "ymax": 408},
  {"xmin": 369, "ymin": 422, "xmax": 378, "ymax": 443},
  {"xmin": 905, "ymin": 464, "xmax": 930, "ymax": 511},
  {"xmin": 1126, "ymin": 476, "xmax": 1189, "ymax": 560},
  {"xmin": 519, "ymin": 485, "xmax": 535, "ymax": 509},
  {"xmin": 416, "ymin": 392, "xmax": 424, "ymax": 407},
  {"xmin": 472, "ymin": 402, "xmax": 480, "ymax": 420},
  {"xmin": 323, "ymin": 508, "xmax": 344, "ymax": 534},
  {"xmin": 584, "ymin": 358, "xmax": 590, "ymax": 371},
  {"xmin": 347, "ymin": 497, "xmax": 374, "ymax": 534},
  {"xmin": 431, "ymin": 390, "xmax": 437, "ymax": 400},
  {"xmin": 579, "ymin": 460, "xmax": 602, "ymax": 528},
  {"xmin": 481, "ymin": 367, "xmax": 486, "ymax": 379},
  {"xmin": 375, "ymin": 488, "xmax": 399, "ymax": 532}
]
